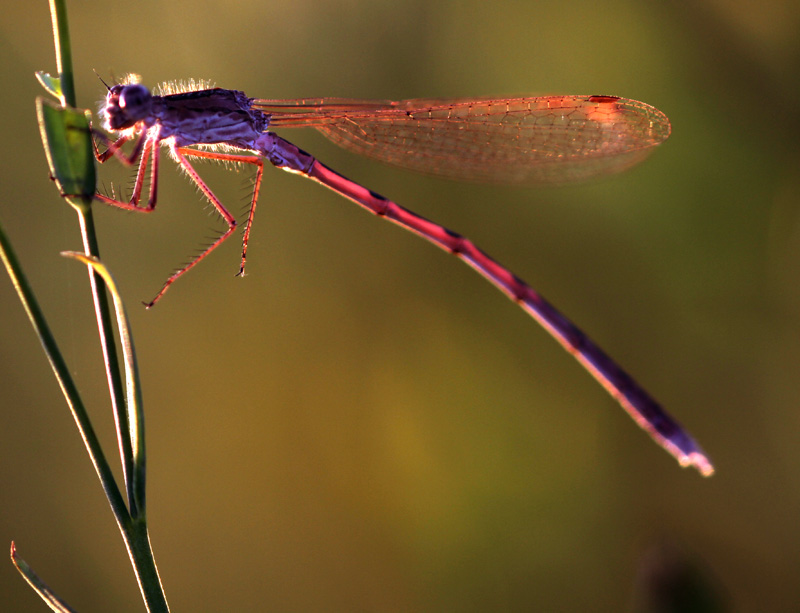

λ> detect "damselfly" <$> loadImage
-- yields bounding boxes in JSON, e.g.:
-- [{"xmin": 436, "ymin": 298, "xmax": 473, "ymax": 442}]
[{"xmin": 94, "ymin": 75, "xmax": 713, "ymax": 476}]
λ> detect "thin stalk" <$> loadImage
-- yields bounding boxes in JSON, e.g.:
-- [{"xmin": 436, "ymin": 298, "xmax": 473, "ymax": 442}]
[
  {"xmin": 29, "ymin": 0, "xmax": 171, "ymax": 610},
  {"xmin": 0, "ymin": 221, "xmax": 127, "ymax": 523},
  {"xmin": 48, "ymin": 0, "xmax": 135, "ymax": 510}
]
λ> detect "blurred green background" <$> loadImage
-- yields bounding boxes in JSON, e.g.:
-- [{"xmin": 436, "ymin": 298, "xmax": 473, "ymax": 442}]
[{"xmin": 1, "ymin": 0, "xmax": 798, "ymax": 610}]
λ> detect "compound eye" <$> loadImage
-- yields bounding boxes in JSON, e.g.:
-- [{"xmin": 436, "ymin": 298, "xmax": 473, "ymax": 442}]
[{"xmin": 119, "ymin": 84, "xmax": 151, "ymax": 110}]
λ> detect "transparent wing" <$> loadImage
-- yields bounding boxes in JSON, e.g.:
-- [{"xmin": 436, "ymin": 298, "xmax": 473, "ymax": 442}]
[{"xmin": 254, "ymin": 95, "xmax": 671, "ymax": 184}]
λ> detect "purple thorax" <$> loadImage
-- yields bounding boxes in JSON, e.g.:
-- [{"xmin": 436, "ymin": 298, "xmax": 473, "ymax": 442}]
[{"xmin": 101, "ymin": 84, "xmax": 270, "ymax": 148}]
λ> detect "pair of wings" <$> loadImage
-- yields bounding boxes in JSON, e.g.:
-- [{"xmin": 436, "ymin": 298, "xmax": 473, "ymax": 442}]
[{"xmin": 254, "ymin": 94, "xmax": 671, "ymax": 185}]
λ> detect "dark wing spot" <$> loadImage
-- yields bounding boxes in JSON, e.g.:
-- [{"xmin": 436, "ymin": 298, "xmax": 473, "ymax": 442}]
[{"xmin": 587, "ymin": 95, "xmax": 620, "ymax": 103}]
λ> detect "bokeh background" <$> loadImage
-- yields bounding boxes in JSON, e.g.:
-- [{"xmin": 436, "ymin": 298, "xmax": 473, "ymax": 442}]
[{"xmin": 1, "ymin": 0, "xmax": 798, "ymax": 610}]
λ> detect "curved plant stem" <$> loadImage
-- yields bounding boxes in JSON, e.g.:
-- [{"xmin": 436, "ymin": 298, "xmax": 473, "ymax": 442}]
[{"xmin": 3, "ymin": 1, "xmax": 172, "ymax": 610}]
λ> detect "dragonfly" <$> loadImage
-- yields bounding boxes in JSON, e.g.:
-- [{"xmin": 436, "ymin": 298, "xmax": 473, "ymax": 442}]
[{"xmin": 94, "ymin": 75, "xmax": 713, "ymax": 476}]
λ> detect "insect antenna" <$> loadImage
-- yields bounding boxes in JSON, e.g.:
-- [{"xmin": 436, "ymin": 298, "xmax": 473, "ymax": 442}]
[{"xmin": 93, "ymin": 69, "xmax": 112, "ymax": 91}]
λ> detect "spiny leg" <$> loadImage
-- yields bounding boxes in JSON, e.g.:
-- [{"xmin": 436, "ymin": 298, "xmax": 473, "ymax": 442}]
[
  {"xmin": 178, "ymin": 148, "xmax": 264, "ymax": 277},
  {"xmin": 93, "ymin": 129, "xmax": 159, "ymax": 211},
  {"xmin": 143, "ymin": 145, "xmax": 240, "ymax": 308},
  {"xmin": 94, "ymin": 131, "xmax": 138, "ymax": 164}
]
